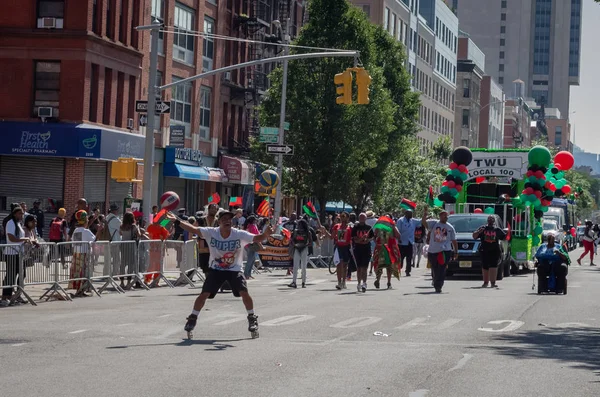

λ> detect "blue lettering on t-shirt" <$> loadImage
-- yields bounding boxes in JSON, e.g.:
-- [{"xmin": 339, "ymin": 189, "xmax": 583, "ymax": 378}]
[{"xmin": 210, "ymin": 238, "xmax": 241, "ymax": 251}]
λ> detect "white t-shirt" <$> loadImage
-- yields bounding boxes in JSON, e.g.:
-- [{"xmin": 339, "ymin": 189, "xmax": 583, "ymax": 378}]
[
  {"xmin": 5, "ymin": 219, "xmax": 25, "ymax": 255},
  {"xmin": 199, "ymin": 227, "xmax": 255, "ymax": 272},
  {"xmin": 106, "ymin": 214, "xmax": 122, "ymax": 242},
  {"xmin": 72, "ymin": 227, "xmax": 96, "ymax": 253}
]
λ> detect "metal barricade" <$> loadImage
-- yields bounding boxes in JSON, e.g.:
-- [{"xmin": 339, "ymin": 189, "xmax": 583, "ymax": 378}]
[
  {"xmin": 98, "ymin": 240, "xmax": 147, "ymax": 293},
  {"xmin": 173, "ymin": 239, "xmax": 204, "ymax": 287},
  {"xmin": 138, "ymin": 239, "xmax": 173, "ymax": 288},
  {"xmin": 23, "ymin": 241, "xmax": 71, "ymax": 302},
  {"xmin": 163, "ymin": 240, "xmax": 184, "ymax": 287},
  {"xmin": 55, "ymin": 242, "xmax": 101, "ymax": 298},
  {"xmin": 88, "ymin": 240, "xmax": 121, "ymax": 294},
  {"xmin": 0, "ymin": 243, "xmax": 36, "ymax": 306}
]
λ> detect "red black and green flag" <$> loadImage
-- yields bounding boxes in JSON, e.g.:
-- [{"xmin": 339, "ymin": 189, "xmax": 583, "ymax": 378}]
[
  {"xmin": 208, "ymin": 192, "xmax": 220, "ymax": 205},
  {"xmin": 302, "ymin": 201, "xmax": 318, "ymax": 218},
  {"xmin": 257, "ymin": 198, "xmax": 271, "ymax": 217},
  {"xmin": 400, "ymin": 198, "xmax": 417, "ymax": 211},
  {"xmin": 229, "ymin": 196, "xmax": 243, "ymax": 207},
  {"xmin": 426, "ymin": 186, "xmax": 435, "ymax": 207}
]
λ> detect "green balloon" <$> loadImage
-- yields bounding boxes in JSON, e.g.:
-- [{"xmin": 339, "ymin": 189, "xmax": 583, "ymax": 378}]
[
  {"xmin": 433, "ymin": 198, "xmax": 444, "ymax": 207},
  {"xmin": 484, "ymin": 207, "xmax": 495, "ymax": 214},
  {"xmin": 540, "ymin": 206, "xmax": 548, "ymax": 212},
  {"xmin": 460, "ymin": 173, "xmax": 468, "ymax": 181},
  {"xmin": 528, "ymin": 145, "xmax": 552, "ymax": 167},
  {"xmin": 452, "ymin": 169, "xmax": 461, "ymax": 177},
  {"xmin": 534, "ymin": 225, "xmax": 543, "ymax": 234},
  {"xmin": 533, "ymin": 236, "xmax": 541, "ymax": 246}
]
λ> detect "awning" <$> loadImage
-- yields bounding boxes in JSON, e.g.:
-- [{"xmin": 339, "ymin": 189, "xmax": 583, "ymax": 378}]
[
  {"xmin": 325, "ymin": 201, "xmax": 353, "ymax": 212},
  {"xmin": 220, "ymin": 155, "xmax": 254, "ymax": 185},
  {"xmin": 163, "ymin": 163, "xmax": 210, "ymax": 180},
  {"xmin": 208, "ymin": 167, "xmax": 228, "ymax": 183}
]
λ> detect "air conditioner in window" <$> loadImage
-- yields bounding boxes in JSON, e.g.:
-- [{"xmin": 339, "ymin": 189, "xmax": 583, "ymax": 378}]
[
  {"xmin": 127, "ymin": 118, "xmax": 134, "ymax": 129},
  {"xmin": 37, "ymin": 107, "xmax": 54, "ymax": 118},
  {"xmin": 223, "ymin": 71, "xmax": 232, "ymax": 81},
  {"xmin": 41, "ymin": 17, "xmax": 56, "ymax": 28}
]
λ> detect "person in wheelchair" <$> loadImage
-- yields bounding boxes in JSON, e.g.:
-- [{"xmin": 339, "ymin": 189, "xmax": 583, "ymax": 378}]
[{"xmin": 535, "ymin": 234, "xmax": 569, "ymax": 293}]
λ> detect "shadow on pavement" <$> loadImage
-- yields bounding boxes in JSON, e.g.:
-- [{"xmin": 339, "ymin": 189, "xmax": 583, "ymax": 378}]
[
  {"xmin": 473, "ymin": 326, "xmax": 600, "ymax": 377},
  {"xmin": 106, "ymin": 338, "xmax": 246, "ymax": 351}
]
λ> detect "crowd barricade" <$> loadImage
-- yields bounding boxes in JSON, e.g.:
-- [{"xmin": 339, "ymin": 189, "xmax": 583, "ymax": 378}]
[
  {"xmin": 0, "ymin": 243, "xmax": 37, "ymax": 305},
  {"xmin": 138, "ymin": 239, "xmax": 173, "ymax": 288},
  {"xmin": 89, "ymin": 240, "xmax": 123, "ymax": 294},
  {"xmin": 23, "ymin": 241, "xmax": 71, "ymax": 302},
  {"xmin": 173, "ymin": 240, "xmax": 203, "ymax": 287},
  {"xmin": 99, "ymin": 240, "xmax": 147, "ymax": 293},
  {"xmin": 163, "ymin": 240, "xmax": 186, "ymax": 287},
  {"xmin": 55, "ymin": 241, "xmax": 101, "ymax": 298}
]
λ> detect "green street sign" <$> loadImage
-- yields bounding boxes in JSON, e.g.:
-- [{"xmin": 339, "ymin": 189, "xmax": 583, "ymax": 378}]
[
  {"xmin": 284, "ymin": 122, "xmax": 290, "ymax": 130},
  {"xmin": 259, "ymin": 135, "xmax": 279, "ymax": 143},
  {"xmin": 260, "ymin": 127, "xmax": 279, "ymax": 135}
]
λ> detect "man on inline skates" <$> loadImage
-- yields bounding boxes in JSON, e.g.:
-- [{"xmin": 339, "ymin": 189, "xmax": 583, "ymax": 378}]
[{"xmin": 168, "ymin": 210, "xmax": 274, "ymax": 338}]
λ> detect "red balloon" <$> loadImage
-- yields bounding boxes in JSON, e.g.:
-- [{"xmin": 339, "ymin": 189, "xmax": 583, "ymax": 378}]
[
  {"xmin": 463, "ymin": 167, "xmax": 469, "ymax": 174},
  {"xmin": 475, "ymin": 176, "xmax": 485, "ymax": 183},
  {"xmin": 447, "ymin": 180, "xmax": 456, "ymax": 188},
  {"xmin": 563, "ymin": 185, "xmax": 572, "ymax": 194},
  {"xmin": 458, "ymin": 164, "xmax": 466, "ymax": 172},
  {"xmin": 525, "ymin": 187, "xmax": 534, "ymax": 195},
  {"xmin": 555, "ymin": 151, "xmax": 575, "ymax": 171},
  {"xmin": 554, "ymin": 163, "xmax": 562, "ymax": 171},
  {"xmin": 534, "ymin": 191, "xmax": 542, "ymax": 198},
  {"xmin": 526, "ymin": 170, "xmax": 534, "ymax": 177},
  {"xmin": 474, "ymin": 208, "xmax": 483, "ymax": 213},
  {"xmin": 570, "ymin": 227, "xmax": 576, "ymax": 237},
  {"xmin": 534, "ymin": 171, "xmax": 545, "ymax": 179},
  {"xmin": 442, "ymin": 181, "xmax": 449, "ymax": 186},
  {"xmin": 449, "ymin": 162, "xmax": 458, "ymax": 170},
  {"xmin": 548, "ymin": 183, "xmax": 556, "ymax": 192},
  {"xmin": 456, "ymin": 184, "xmax": 463, "ymax": 192}
]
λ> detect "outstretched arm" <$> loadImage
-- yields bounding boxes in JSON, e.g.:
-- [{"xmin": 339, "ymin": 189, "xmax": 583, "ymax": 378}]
[{"xmin": 167, "ymin": 213, "xmax": 204, "ymax": 239}]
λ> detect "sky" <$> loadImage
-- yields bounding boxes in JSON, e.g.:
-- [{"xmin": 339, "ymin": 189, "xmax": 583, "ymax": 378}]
[{"xmin": 569, "ymin": 0, "xmax": 600, "ymax": 153}]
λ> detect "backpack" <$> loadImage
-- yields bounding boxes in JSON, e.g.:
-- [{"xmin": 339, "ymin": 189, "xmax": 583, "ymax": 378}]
[
  {"xmin": 49, "ymin": 217, "xmax": 64, "ymax": 241},
  {"xmin": 97, "ymin": 219, "xmax": 111, "ymax": 241}
]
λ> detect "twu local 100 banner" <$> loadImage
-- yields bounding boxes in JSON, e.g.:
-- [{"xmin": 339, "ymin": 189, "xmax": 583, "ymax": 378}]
[{"xmin": 257, "ymin": 234, "xmax": 293, "ymax": 267}]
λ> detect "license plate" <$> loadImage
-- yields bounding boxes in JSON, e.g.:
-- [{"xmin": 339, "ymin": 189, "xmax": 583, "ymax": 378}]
[{"xmin": 459, "ymin": 261, "xmax": 472, "ymax": 268}]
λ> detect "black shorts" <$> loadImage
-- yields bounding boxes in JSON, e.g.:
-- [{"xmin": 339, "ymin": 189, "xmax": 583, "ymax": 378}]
[
  {"xmin": 337, "ymin": 246, "xmax": 352, "ymax": 263},
  {"xmin": 480, "ymin": 250, "xmax": 500, "ymax": 269},
  {"xmin": 202, "ymin": 270, "xmax": 247, "ymax": 298},
  {"xmin": 198, "ymin": 252, "xmax": 210, "ymax": 273},
  {"xmin": 353, "ymin": 247, "xmax": 372, "ymax": 268}
]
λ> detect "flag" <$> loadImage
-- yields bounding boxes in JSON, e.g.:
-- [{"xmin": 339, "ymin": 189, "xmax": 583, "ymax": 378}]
[
  {"xmin": 208, "ymin": 192, "xmax": 220, "ymax": 205},
  {"xmin": 257, "ymin": 198, "xmax": 270, "ymax": 217},
  {"xmin": 229, "ymin": 196, "xmax": 243, "ymax": 207},
  {"xmin": 426, "ymin": 186, "xmax": 435, "ymax": 207},
  {"xmin": 400, "ymin": 198, "xmax": 417, "ymax": 211},
  {"xmin": 373, "ymin": 216, "xmax": 395, "ymax": 234},
  {"xmin": 302, "ymin": 201, "xmax": 318, "ymax": 218}
]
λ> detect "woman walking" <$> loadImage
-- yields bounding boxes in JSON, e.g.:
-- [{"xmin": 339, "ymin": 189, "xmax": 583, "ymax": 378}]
[
  {"xmin": 120, "ymin": 212, "xmax": 141, "ymax": 289},
  {"xmin": 473, "ymin": 215, "xmax": 506, "ymax": 288},
  {"xmin": 288, "ymin": 219, "xmax": 315, "ymax": 288},
  {"xmin": 1, "ymin": 206, "xmax": 33, "ymax": 306},
  {"xmin": 243, "ymin": 216, "xmax": 261, "ymax": 280},
  {"xmin": 372, "ymin": 216, "xmax": 401, "ymax": 290},
  {"xmin": 577, "ymin": 220, "xmax": 596, "ymax": 266}
]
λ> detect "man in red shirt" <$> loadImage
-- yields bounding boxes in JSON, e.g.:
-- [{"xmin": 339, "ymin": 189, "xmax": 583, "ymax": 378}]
[{"xmin": 332, "ymin": 212, "xmax": 352, "ymax": 290}]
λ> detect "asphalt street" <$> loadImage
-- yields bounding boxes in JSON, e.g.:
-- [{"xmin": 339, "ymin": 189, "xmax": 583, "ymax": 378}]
[{"xmin": 1, "ymin": 247, "xmax": 599, "ymax": 397}]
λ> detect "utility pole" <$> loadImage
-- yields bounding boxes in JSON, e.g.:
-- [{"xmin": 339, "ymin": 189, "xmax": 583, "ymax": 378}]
[
  {"xmin": 138, "ymin": 21, "xmax": 161, "ymax": 226},
  {"xmin": 274, "ymin": 18, "xmax": 290, "ymax": 223}
]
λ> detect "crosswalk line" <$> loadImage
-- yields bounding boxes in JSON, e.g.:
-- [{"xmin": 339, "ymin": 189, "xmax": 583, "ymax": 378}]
[
  {"xmin": 437, "ymin": 318, "xmax": 462, "ymax": 329},
  {"xmin": 262, "ymin": 315, "xmax": 315, "ymax": 326},
  {"xmin": 396, "ymin": 317, "xmax": 429, "ymax": 329},
  {"xmin": 330, "ymin": 317, "xmax": 382, "ymax": 328}
]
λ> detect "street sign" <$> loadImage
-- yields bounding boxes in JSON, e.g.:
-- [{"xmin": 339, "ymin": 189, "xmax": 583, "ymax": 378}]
[
  {"xmin": 266, "ymin": 144, "xmax": 294, "ymax": 155},
  {"xmin": 138, "ymin": 113, "xmax": 147, "ymax": 127},
  {"xmin": 260, "ymin": 127, "xmax": 279, "ymax": 135},
  {"xmin": 283, "ymin": 122, "xmax": 290, "ymax": 130},
  {"xmin": 135, "ymin": 100, "xmax": 171, "ymax": 114},
  {"xmin": 259, "ymin": 135, "xmax": 278, "ymax": 143},
  {"xmin": 169, "ymin": 125, "xmax": 185, "ymax": 147}
]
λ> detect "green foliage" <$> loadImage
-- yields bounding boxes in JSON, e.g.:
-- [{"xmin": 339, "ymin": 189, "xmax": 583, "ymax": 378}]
[
  {"xmin": 431, "ymin": 135, "xmax": 453, "ymax": 162},
  {"xmin": 564, "ymin": 169, "xmax": 600, "ymax": 220}
]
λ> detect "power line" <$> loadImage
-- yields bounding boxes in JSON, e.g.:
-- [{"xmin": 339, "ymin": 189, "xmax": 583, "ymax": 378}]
[{"xmin": 159, "ymin": 27, "xmax": 354, "ymax": 53}]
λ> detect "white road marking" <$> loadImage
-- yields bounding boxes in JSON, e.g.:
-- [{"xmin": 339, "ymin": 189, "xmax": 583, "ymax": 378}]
[
  {"xmin": 68, "ymin": 329, "xmax": 88, "ymax": 334},
  {"xmin": 555, "ymin": 322, "xmax": 590, "ymax": 328},
  {"xmin": 116, "ymin": 323, "xmax": 134, "ymax": 327},
  {"xmin": 478, "ymin": 320, "xmax": 524, "ymax": 333},
  {"xmin": 11, "ymin": 343, "xmax": 26, "ymax": 347},
  {"xmin": 262, "ymin": 315, "xmax": 315, "ymax": 326},
  {"xmin": 409, "ymin": 390, "xmax": 429, "ymax": 397},
  {"xmin": 448, "ymin": 353, "xmax": 473, "ymax": 372},
  {"xmin": 157, "ymin": 314, "xmax": 172, "ymax": 318},
  {"xmin": 437, "ymin": 318, "xmax": 462, "ymax": 330},
  {"xmin": 396, "ymin": 317, "xmax": 429, "ymax": 329},
  {"xmin": 321, "ymin": 332, "xmax": 356, "ymax": 345},
  {"xmin": 330, "ymin": 317, "xmax": 382, "ymax": 329}
]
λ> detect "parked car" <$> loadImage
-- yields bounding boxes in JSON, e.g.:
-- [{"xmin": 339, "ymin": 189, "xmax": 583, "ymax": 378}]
[{"xmin": 446, "ymin": 213, "xmax": 511, "ymax": 279}]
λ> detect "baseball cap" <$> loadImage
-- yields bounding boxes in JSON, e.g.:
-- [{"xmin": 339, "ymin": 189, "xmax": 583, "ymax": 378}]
[
  {"xmin": 218, "ymin": 210, "xmax": 235, "ymax": 219},
  {"xmin": 110, "ymin": 204, "xmax": 119, "ymax": 211}
]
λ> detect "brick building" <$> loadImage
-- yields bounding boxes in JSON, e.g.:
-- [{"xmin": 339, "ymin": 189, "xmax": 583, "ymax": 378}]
[{"xmin": 0, "ymin": 0, "xmax": 306, "ymax": 221}]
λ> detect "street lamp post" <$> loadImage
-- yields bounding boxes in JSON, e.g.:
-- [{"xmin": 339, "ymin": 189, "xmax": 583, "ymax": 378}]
[{"xmin": 274, "ymin": 18, "xmax": 290, "ymax": 223}]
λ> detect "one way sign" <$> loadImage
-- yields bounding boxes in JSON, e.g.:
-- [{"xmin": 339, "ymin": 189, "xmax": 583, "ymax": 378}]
[
  {"xmin": 135, "ymin": 100, "xmax": 171, "ymax": 114},
  {"xmin": 266, "ymin": 144, "xmax": 294, "ymax": 155}
]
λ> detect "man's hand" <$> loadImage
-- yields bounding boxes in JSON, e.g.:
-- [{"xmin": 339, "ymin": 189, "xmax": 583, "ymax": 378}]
[{"xmin": 264, "ymin": 225, "xmax": 274, "ymax": 237}]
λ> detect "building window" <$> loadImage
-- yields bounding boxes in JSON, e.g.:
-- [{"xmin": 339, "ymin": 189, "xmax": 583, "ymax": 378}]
[
  {"xmin": 173, "ymin": 3, "xmax": 195, "ymax": 65},
  {"xmin": 170, "ymin": 76, "xmax": 192, "ymax": 138},
  {"xmin": 499, "ymin": 64, "xmax": 504, "ymax": 72},
  {"xmin": 34, "ymin": 61, "xmax": 60, "ymax": 117},
  {"xmin": 498, "ymin": 77, "xmax": 504, "ymax": 84},
  {"xmin": 152, "ymin": 0, "xmax": 165, "ymax": 54},
  {"xmin": 462, "ymin": 109, "xmax": 470, "ymax": 127},
  {"xmin": 555, "ymin": 126, "xmax": 562, "ymax": 146},
  {"xmin": 501, "ymin": 0, "xmax": 507, "ymax": 8},
  {"xmin": 500, "ymin": 26, "xmax": 506, "ymax": 34},
  {"xmin": 92, "ymin": 0, "xmax": 98, "ymax": 33},
  {"xmin": 463, "ymin": 78, "xmax": 470, "ymax": 98},
  {"xmin": 391, "ymin": 14, "xmax": 396, "ymax": 37},
  {"xmin": 37, "ymin": 0, "xmax": 64, "ymax": 19},
  {"xmin": 384, "ymin": 7, "xmax": 390, "ymax": 31},
  {"xmin": 106, "ymin": 0, "xmax": 112, "ymax": 39},
  {"xmin": 500, "ymin": 51, "xmax": 505, "ymax": 59},
  {"xmin": 500, "ymin": 38, "xmax": 505, "ymax": 46},
  {"xmin": 501, "ymin": 13, "xmax": 506, "ymax": 21},
  {"xmin": 200, "ymin": 86, "xmax": 211, "ymax": 140},
  {"xmin": 203, "ymin": 17, "xmax": 215, "ymax": 71},
  {"xmin": 361, "ymin": 5, "xmax": 370, "ymax": 17}
]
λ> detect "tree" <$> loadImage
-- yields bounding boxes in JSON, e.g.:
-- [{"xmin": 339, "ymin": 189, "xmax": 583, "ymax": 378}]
[
  {"xmin": 258, "ymin": 0, "xmax": 397, "ymax": 217},
  {"xmin": 431, "ymin": 135, "xmax": 453, "ymax": 162}
]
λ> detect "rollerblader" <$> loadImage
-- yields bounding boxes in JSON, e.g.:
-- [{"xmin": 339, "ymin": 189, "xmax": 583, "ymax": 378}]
[{"xmin": 170, "ymin": 210, "xmax": 274, "ymax": 339}]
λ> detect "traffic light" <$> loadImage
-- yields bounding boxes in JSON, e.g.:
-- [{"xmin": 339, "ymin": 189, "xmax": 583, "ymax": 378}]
[
  {"xmin": 354, "ymin": 67, "xmax": 372, "ymax": 105},
  {"xmin": 111, "ymin": 158, "xmax": 140, "ymax": 182},
  {"xmin": 334, "ymin": 70, "xmax": 353, "ymax": 105}
]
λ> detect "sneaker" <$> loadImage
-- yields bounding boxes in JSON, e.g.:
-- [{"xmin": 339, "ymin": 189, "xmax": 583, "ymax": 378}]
[
  {"xmin": 435, "ymin": 288, "xmax": 442, "ymax": 293},
  {"xmin": 577, "ymin": 258, "xmax": 582, "ymax": 265},
  {"xmin": 336, "ymin": 283, "xmax": 342, "ymax": 290},
  {"xmin": 368, "ymin": 271, "xmax": 373, "ymax": 276},
  {"xmin": 362, "ymin": 283, "xmax": 367, "ymax": 293},
  {"xmin": 374, "ymin": 279, "xmax": 380, "ymax": 289},
  {"xmin": 491, "ymin": 283, "xmax": 498, "ymax": 288},
  {"xmin": 0, "ymin": 300, "xmax": 9, "ymax": 307},
  {"xmin": 288, "ymin": 282, "xmax": 297, "ymax": 288},
  {"xmin": 387, "ymin": 282, "xmax": 392, "ymax": 290},
  {"xmin": 405, "ymin": 273, "xmax": 411, "ymax": 277},
  {"xmin": 357, "ymin": 284, "xmax": 362, "ymax": 293},
  {"xmin": 301, "ymin": 283, "xmax": 306, "ymax": 288},
  {"xmin": 482, "ymin": 282, "xmax": 489, "ymax": 288},
  {"xmin": 342, "ymin": 281, "xmax": 347, "ymax": 289}
]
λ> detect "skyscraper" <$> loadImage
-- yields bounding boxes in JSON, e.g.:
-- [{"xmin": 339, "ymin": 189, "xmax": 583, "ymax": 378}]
[{"xmin": 454, "ymin": 0, "xmax": 582, "ymax": 117}]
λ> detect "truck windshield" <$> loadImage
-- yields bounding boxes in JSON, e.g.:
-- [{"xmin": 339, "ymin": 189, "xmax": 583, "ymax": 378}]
[
  {"xmin": 543, "ymin": 222, "xmax": 558, "ymax": 231},
  {"xmin": 448, "ymin": 216, "xmax": 487, "ymax": 233}
]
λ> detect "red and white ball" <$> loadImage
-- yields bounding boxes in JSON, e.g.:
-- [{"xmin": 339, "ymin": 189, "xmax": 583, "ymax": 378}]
[{"xmin": 160, "ymin": 191, "xmax": 180, "ymax": 211}]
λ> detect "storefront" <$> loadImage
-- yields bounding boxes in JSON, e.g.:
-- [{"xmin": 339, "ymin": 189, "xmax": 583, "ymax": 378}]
[
  {"xmin": 0, "ymin": 121, "xmax": 144, "ymax": 213},
  {"xmin": 163, "ymin": 147, "xmax": 227, "ymax": 212},
  {"xmin": 220, "ymin": 155, "xmax": 255, "ymax": 212}
]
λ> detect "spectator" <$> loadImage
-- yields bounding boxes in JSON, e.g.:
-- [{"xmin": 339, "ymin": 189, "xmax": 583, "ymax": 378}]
[
  {"xmin": 233, "ymin": 209, "xmax": 246, "ymax": 229},
  {"xmin": 29, "ymin": 200, "xmax": 44, "ymax": 237},
  {"xmin": 48, "ymin": 208, "xmax": 68, "ymax": 268},
  {"xmin": 19, "ymin": 202, "xmax": 30, "ymax": 220},
  {"xmin": 69, "ymin": 210, "xmax": 99, "ymax": 297},
  {"xmin": 68, "ymin": 199, "xmax": 88, "ymax": 240},
  {"xmin": 119, "ymin": 212, "xmax": 141, "ymax": 290},
  {"xmin": 1, "ymin": 206, "xmax": 32, "ymax": 306}
]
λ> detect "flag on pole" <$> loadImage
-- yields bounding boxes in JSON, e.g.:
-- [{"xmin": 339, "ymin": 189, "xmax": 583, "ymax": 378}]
[
  {"xmin": 229, "ymin": 196, "xmax": 243, "ymax": 207},
  {"xmin": 208, "ymin": 192, "xmax": 220, "ymax": 205},
  {"xmin": 257, "ymin": 198, "xmax": 271, "ymax": 217},
  {"xmin": 426, "ymin": 186, "xmax": 435, "ymax": 207},
  {"xmin": 400, "ymin": 198, "xmax": 417, "ymax": 211},
  {"xmin": 302, "ymin": 201, "xmax": 318, "ymax": 218}
]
